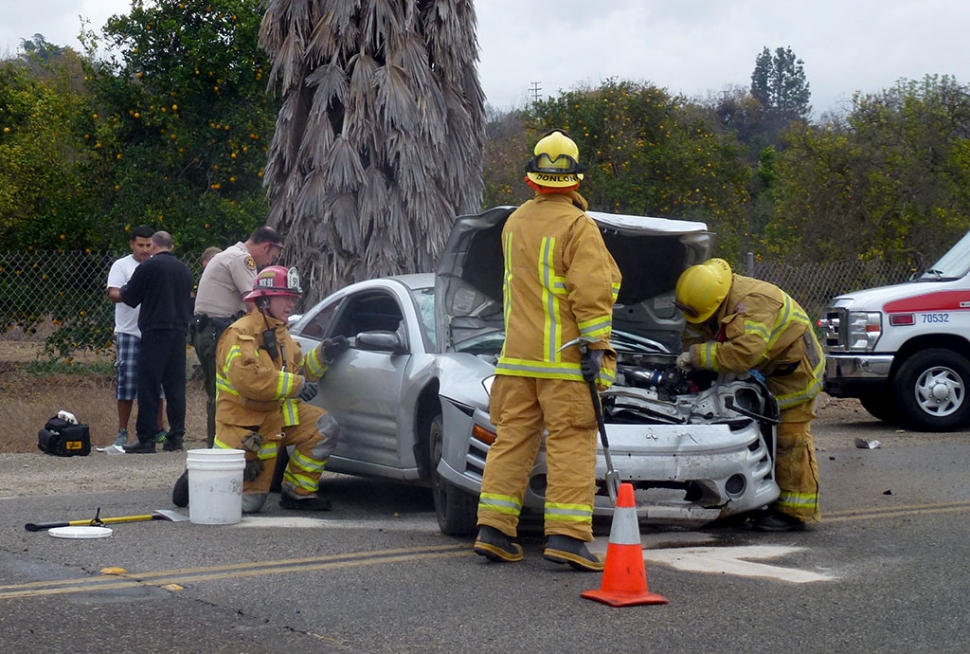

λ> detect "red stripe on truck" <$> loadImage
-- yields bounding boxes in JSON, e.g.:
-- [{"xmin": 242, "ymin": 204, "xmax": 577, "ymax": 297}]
[{"xmin": 883, "ymin": 291, "xmax": 970, "ymax": 313}]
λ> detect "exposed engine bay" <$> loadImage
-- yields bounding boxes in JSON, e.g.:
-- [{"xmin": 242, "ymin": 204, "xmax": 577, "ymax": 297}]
[{"xmin": 606, "ymin": 333, "xmax": 780, "ymax": 430}]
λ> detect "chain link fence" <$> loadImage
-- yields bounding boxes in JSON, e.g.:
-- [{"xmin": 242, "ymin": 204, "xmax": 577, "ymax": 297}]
[
  {"xmin": 2, "ymin": 249, "xmax": 920, "ymax": 354},
  {"xmin": 1, "ymin": 250, "xmax": 204, "ymax": 353},
  {"xmin": 745, "ymin": 255, "xmax": 917, "ymax": 322}
]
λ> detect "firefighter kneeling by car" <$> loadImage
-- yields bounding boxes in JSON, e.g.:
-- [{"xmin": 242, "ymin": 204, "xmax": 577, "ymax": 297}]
[
  {"xmin": 214, "ymin": 265, "xmax": 348, "ymax": 513},
  {"xmin": 674, "ymin": 258, "xmax": 824, "ymax": 532}
]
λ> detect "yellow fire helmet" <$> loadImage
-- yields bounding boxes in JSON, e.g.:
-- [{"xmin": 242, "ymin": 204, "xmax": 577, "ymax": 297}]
[
  {"xmin": 525, "ymin": 129, "xmax": 587, "ymax": 188},
  {"xmin": 674, "ymin": 258, "xmax": 733, "ymax": 323}
]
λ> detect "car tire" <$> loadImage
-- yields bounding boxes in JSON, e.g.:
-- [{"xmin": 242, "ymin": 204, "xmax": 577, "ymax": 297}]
[
  {"xmin": 894, "ymin": 348, "xmax": 970, "ymax": 432},
  {"xmin": 859, "ymin": 393, "xmax": 899, "ymax": 423},
  {"xmin": 428, "ymin": 413, "xmax": 478, "ymax": 537}
]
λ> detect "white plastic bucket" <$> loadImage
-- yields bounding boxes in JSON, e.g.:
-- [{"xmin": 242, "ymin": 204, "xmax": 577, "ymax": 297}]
[{"xmin": 187, "ymin": 448, "xmax": 246, "ymax": 525}]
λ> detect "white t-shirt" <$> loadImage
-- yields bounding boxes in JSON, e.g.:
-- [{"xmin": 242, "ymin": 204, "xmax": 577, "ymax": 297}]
[{"xmin": 107, "ymin": 254, "xmax": 142, "ymax": 337}]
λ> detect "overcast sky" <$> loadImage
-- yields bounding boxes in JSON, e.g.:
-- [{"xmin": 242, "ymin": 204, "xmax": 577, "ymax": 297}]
[{"xmin": 1, "ymin": 0, "xmax": 966, "ymax": 118}]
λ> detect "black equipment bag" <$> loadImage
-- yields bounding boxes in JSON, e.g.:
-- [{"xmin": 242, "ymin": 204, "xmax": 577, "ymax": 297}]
[{"xmin": 37, "ymin": 416, "xmax": 91, "ymax": 457}]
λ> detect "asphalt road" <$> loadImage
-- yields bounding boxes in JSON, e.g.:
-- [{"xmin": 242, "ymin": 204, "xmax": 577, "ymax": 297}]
[{"xmin": 1, "ymin": 416, "xmax": 969, "ymax": 654}]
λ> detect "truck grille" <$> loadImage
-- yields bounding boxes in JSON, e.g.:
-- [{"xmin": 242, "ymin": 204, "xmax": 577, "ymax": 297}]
[{"xmin": 821, "ymin": 307, "xmax": 847, "ymax": 352}]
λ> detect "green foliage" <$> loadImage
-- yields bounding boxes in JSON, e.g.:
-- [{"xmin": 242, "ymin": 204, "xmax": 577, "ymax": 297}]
[
  {"xmin": 751, "ymin": 46, "xmax": 812, "ymax": 123},
  {"xmin": 526, "ymin": 80, "xmax": 751, "ymax": 262},
  {"xmin": 74, "ymin": 0, "xmax": 279, "ymax": 253},
  {"xmin": 763, "ymin": 75, "xmax": 970, "ymax": 265},
  {"xmin": 0, "ymin": 52, "xmax": 96, "ymax": 248},
  {"xmin": 22, "ymin": 358, "xmax": 115, "ymax": 377}
]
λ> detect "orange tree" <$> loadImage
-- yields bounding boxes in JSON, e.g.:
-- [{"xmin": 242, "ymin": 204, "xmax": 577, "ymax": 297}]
[
  {"xmin": 0, "ymin": 49, "xmax": 95, "ymax": 249},
  {"xmin": 72, "ymin": 0, "xmax": 281, "ymax": 253},
  {"xmin": 765, "ymin": 75, "xmax": 970, "ymax": 266},
  {"xmin": 526, "ymin": 80, "xmax": 751, "ymax": 262}
]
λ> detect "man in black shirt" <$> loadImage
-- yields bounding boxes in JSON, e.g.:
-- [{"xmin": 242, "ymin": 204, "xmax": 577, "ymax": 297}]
[{"xmin": 120, "ymin": 231, "xmax": 194, "ymax": 453}]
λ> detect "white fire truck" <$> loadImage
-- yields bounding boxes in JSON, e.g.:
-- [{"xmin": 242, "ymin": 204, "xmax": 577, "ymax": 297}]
[{"xmin": 820, "ymin": 231, "xmax": 970, "ymax": 431}]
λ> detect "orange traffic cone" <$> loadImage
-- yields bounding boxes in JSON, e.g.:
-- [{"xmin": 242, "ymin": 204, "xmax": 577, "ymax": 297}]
[{"xmin": 581, "ymin": 482, "xmax": 668, "ymax": 607}]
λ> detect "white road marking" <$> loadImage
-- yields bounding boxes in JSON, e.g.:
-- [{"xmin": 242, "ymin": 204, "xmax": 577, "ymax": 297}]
[
  {"xmin": 234, "ymin": 515, "xmax": 440, "ymax": 531},
  {"xmin": 642, "ymin": 545, "xmax": 834, "ymax": 583},
  {"xmin": 588, "ymin": 534, "xmax": 834, "ymax": 584}
]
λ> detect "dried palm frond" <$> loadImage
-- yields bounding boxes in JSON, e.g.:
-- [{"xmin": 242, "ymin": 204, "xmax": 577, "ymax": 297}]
[{"xmin": 260, "ymin": 0, "xmax": 485, "ymax": 305}]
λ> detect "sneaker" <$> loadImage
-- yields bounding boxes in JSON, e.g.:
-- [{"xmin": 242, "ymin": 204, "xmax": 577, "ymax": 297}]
[
  {"xmin": 154, "ymin": 430, "xmax": 168, "ymax": 444},
  {"xmin": 162, "ymin": 436, "xmax": 184, "ymax": 452},
  {"xmin": 752, "ymin": 510, "xmax": 806, "ymax": 533},
  {"xmin": 113, "ymin": 429, "xmax": 129, "ymax": 448},
  {"xmin": 123, "ymin": 439, "xmax": 156, "ymax": 454},
  {"xmin": 473, "ymin": 525, "xmax": 524, "ymax": 563},
  {"xmin": 279, "ymin": 492, "xmax": 332, "ymax": 511},
  {"xmin": 544, "ymin": 534, "xmax": 605, "ymax": 571}
]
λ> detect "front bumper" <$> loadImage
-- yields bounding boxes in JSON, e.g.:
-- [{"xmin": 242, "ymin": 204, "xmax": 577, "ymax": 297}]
[
  {"xmin": 437, "ymin": 401, "xmax": 779, "ymax": 528},
  {"xmin": 824, "ymin": 353, "xmax": 894, "ymax": 397}
]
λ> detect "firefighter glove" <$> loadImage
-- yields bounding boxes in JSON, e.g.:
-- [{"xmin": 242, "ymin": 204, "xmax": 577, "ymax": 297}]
[
  {"xmin": 580, "ymin": 349, "xmax": 604, "ymax": 382},
  {"xmin": 322, "ymin": 335, "xmax": 350, "ymax": 363},
  {"xmin": 240, "ymin": 431, "xmax": 264, "ymax": 453},
  {"xmin": 243, "ymin": 456, "xmax": 264, "ymax": 482},
  {"xmin": 676, "ymin": 351, "xmax": 692, "ymax": 370},
  {"xmin": 297, "ymin": 379, "xmax": 318, "ymax": 402}
]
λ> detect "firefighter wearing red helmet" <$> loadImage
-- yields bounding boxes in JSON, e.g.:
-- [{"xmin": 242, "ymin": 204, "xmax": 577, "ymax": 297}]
[
  {"xmin": 474, "ymin": 129, "xmax": 622, "ymax": 570},
  {"xmin": 213, "ymin": 265, "xmax": 349, "ymax": 512}
]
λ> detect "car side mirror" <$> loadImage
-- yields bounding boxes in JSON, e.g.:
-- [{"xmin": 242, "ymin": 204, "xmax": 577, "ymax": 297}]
[{"xmin": 355, "ymin": 330, "xmax": 406, "ymax": 354}]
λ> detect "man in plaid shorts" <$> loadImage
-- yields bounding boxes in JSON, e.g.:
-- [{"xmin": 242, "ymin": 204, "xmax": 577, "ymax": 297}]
[{"xmin": 107, "ymin": 226, "xmax": 166, "ymax": 447}]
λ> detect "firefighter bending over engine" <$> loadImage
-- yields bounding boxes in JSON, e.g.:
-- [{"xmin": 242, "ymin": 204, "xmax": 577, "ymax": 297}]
[
  {"xmin": 215, "ymin": 265, "xmax": 349, "ymax": 513},
  {"xmin": 674, "ymin": 258, "xmax": 824, "ymax": 532}
]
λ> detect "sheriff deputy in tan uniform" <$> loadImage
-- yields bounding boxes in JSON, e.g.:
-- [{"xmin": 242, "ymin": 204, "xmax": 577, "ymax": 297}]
[
  {"xmin": 215, "ymin": 265, "xmax": 349, "ymax": 512},
  {"xmin": 474, "ymin": 129, "xmax": 622, "ymax": 571},
  {"xmin": 674, "ymin": 258, "xmax": 825, "ymax": 532},
  {"xmin": 193, "ymin": 226, "xmax": 284, "ymax": 446}
]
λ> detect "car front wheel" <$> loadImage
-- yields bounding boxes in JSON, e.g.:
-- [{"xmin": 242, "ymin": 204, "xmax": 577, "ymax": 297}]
[
  {"xmin": 428, "ymin": 413, "xmax": 478, "ymax": 537},
  {"xmin": 894, "ymin": 348, "xmax": 970, "ymax": 431}
]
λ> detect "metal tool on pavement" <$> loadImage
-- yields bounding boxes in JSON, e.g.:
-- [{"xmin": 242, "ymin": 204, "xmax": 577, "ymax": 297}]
[
  {"xmin": 560, "ymin": 337, "xmax": 622, "ymax": 505},
  {"xmin": 25, "ymin": 507, "xmax": 189, "ymax": 532}
]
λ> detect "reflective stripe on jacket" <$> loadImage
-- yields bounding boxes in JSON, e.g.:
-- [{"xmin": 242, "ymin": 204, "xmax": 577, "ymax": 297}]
[
  {"xmin": 495, "ymin": 191, "xmax": 622, "ymax": 389},
  {"xmin": 684, "ymin": 274, "xmax": 824, "ymax": 409},
  {"xmin": 215, "ymin": 309, "xmax": 326, "ymax": 428}
]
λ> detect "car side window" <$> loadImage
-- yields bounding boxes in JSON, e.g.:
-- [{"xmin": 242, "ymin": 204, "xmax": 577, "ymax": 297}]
[
  {"xmin": 332, "ymin": 292, "xmax": 405, "ymax": 341},
  {"xmin": 299, "ymin": 302, "xmax": 340, "ymax": 341}
]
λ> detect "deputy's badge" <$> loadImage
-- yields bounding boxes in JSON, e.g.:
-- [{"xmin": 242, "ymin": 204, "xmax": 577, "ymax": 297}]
[{"xmin": 246, "ymin": 256, "xmax": 256, "ymax": 270}]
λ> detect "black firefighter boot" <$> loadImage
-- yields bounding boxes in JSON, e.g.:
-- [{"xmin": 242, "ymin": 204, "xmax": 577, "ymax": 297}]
[
  {"xmin": 279, "ymin": 491, "xmax": 333, "ymax": 511},
  {"xmin": 473, "ymin": 525, "xmax": 524, "ymax": 562},
  {"xmin": 123, "ymin": 438, "xmax": 156, "ymax": 454},
  {"xmin": 544, "ymin": 534, "xmax": 605, "ymax": 572},
  {"xmin": 172, "ymin": 470, "xmax": 189, "ymax": 508}
]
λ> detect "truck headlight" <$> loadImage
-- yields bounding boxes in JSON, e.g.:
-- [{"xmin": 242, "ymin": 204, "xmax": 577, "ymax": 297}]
[{"xmin": 846, "ymin": 312, "xmax": 882, "ymax": 351}]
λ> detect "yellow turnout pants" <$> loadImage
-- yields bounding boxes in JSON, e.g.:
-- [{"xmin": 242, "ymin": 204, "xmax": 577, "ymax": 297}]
[
  {"xmin": 774, "ymin": 401, "xmax": 821, "ymax": 522},
  {"xmin": 215, "ymin": 402, "xmax": 330, "ymax": 497},
  {"xmin": 477, "ymin": 375, "xmax": 599, "ymax": 541}
]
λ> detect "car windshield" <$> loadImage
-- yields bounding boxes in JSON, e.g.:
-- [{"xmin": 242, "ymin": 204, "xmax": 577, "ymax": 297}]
[
  {"xmin": 414, "ymin": 286, "xmax": 436, "ymax": 348},
  {"xmin": 921, "ymin": 230, "xmax": 970, "ymax": 280}
]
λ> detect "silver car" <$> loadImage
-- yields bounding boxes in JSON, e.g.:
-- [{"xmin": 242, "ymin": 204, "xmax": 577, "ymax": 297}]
[{"xmin": 291, "ymin": 206, "xmax": 779, "ymax": 536}]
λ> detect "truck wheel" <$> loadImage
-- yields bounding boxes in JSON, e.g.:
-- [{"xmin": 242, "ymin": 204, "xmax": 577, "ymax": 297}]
[
  {"xmin": 428, "ymin": 413, "xmax": 478, "ymax": 537},
  {"xmin": 859, "ymin": 393, "xmax": 899, "ymax": 423},
  {"xmin": 894, "ymin": 348, "xmax": 970, "ymax": 431}
]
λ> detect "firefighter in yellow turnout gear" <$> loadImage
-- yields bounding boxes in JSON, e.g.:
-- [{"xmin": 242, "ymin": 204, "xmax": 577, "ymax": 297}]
[
  {"xmin": 674, "ymin": 258, "xmax": 824, "ymax": 532},
  {"xmin": 475, "ymin": 129, "xmax": 622, "ymax": 571},
  {"xmin": 215, "ymin": 265, "xmax": 348, "ymax": 513}
]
